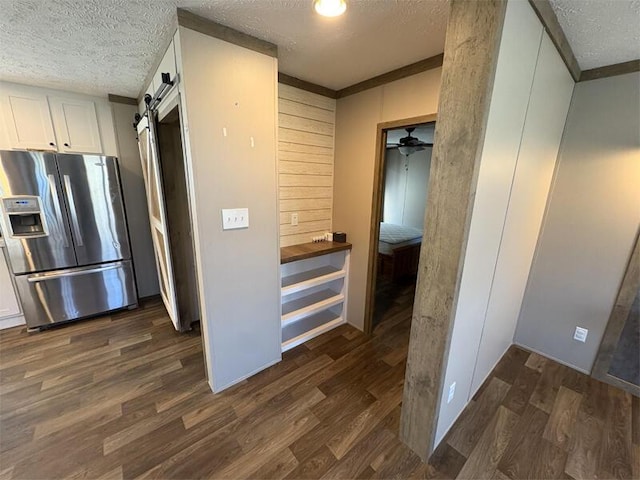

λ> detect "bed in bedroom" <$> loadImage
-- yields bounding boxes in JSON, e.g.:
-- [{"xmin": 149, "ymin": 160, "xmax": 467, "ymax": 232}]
[{"xmin": 377, "ymin": 222, "xmax": 423, "ymax": 281}]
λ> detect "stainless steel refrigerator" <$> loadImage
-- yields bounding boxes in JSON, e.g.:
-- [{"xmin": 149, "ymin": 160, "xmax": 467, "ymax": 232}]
[{"xmin": 0, "ymin": 150, "xmax": 137, "ymax": 330}]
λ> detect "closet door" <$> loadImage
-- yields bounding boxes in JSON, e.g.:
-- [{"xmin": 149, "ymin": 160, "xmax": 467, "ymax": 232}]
[{"xmin": 137, "ymin": 115, "xmax": 180, "ymax": 329}]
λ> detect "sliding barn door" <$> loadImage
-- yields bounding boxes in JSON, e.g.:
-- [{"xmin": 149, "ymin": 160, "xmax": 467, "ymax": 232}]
[{"xmin": 137, "ymin": 114, "xmax": 180, "ymax": 329}]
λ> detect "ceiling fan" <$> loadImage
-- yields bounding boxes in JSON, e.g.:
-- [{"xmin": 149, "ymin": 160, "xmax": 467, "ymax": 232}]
[{"xmin": 388, "ymin": 127, "xmax": 432, "ymax": 156}]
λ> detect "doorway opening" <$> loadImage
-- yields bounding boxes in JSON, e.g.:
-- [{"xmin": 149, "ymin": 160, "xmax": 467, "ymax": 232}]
[{"xmin": 364, "ymin": 114, "xmax": 437, "ymax": 334}]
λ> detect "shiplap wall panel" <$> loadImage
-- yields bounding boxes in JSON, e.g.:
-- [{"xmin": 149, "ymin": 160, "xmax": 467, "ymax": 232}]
[
  {"xmin": 278, "ymin": 142, "xmax": 333, "ymax": 156},
  {"xmin": 280, "ymin": 198, "xmax": 332, "ymax": 212},
  {"xmin": 279, "ymin": 113, "xmax": 334, "ymax": 136},
  {"xmin": 280, "ymin": 231, "xmax": 329, "ymax": 246},
  {"xmin": 279, "ymin": 149, "xmax": 333, "ymax": 164},
  {"xmin": 279, "ymin": 84, "xmax": 336, "ymax": 110},
  {"xmin": 280, "ymin": 220, "xmax": 331, "ymax": 236},
  {"xmin": 278, "ymin": 83, "xmax": 336, "ymax": 247},
  {"xmin": 279, "ymin": 209, "xmax": 332, "ymax": 224},
  {"xmin": 279, "ymin": 161, "xmax": 332, "ymax": 175},
  {"xmin": 279, "ymin": 186, "xmax": 333, "ymax": 199},
  {"xmin": 278, "ymin": 129, "xmax": 334, "ymax": 148},
  {"xmin": 279, "ymin": 174, "xmax": 333, "ymax": 187},
  {"xmin": 279, "ymin": 98, "xmax": 335, "ymax": 123}
]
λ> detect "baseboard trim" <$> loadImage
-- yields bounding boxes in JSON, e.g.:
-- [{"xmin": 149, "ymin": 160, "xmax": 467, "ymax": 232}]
[
  {"xmin": 212, "ymin": 356, "xmax": 282, "ymax": 393},
  {"xmin": 0, "ymin": 315, "xmax": 25, "ymax": 330},
  {"xmin": 513, "ymin": 341, "xmax": 590, "ymax": 374}
]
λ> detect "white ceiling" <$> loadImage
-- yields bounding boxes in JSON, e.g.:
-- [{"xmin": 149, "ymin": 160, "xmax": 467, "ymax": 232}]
[
  {"xmin": 0, "ymin": 0, "xmax": 448, "ymax": 98},
  {"xmin": 386, "ymin": 124, "xmax": 435, "ymax": 146},
  {"xmin": 549, "ymin": 0, "xmax": 640, "ymax": 70},
  {"xmin": 0, "ymin": 1, "xmax": 638, "ymax": 99}
]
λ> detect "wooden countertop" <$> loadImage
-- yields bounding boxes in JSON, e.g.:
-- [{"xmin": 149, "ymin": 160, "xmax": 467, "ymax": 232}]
[{"xmin": 281, "ymin": 241, "xmax": 352, "ymax": 264}]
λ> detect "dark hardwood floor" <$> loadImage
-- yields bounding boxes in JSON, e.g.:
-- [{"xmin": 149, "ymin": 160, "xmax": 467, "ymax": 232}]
[{"xmin": 0, "ymin": 296, "xmax": 638, "ymax": 479}]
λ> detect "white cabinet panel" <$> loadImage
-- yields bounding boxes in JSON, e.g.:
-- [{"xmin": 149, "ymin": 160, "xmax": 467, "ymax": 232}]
[
  {"xmin": 472, "ymin": 32, "xmax": 575, "ymax": 393},
  {"xmin": 1, "ymin": 92, "xmax": 56, "ymax": 150},
  {"xmin": 153, "ymin": 42, "xmax": 177, "ymax": 92},
  {"xmin": 0, "ymin": 251, "xmax": 21, "ymax": 320},
  {"xmin": 49, "ymin": 97, "xmax": 103, "ymax": 154}
]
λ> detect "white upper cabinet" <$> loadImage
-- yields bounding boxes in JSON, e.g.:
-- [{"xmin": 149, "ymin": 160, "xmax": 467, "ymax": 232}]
[
  {"xmin": 49, "ymin": 97, "xmax": 103, "ymax": 154},
  {"xmin": 1, "ymin": 91, "xmax": 57, "ymax": 150},
  {"xmin": 0, "ymin": 82, "xmax": 117, "ymax": 156}
]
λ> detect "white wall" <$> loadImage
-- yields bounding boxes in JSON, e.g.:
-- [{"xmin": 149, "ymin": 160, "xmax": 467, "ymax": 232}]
[
  {"xmin": 333, "ymin": 69, "xmax": 441, "ymax": 330},
  {"xmin": 383, "ymin": 149, "xmax": 406, "ymax": 225},
  {"xmin": 177, "ymin": 27, "xmax": 281, "ymax": 392},
  {"xmin": 110, "ymin": 102, "xmax": 160, "ymax": 298},
  {"xmin": 383, "ymin": 147, "xmax": 432, "ymax": 230},
  {"xmin": 435, "ymin": 0, "xmax": 573, "ymax": 444},
  {"xmin": 515, "ymin": 71, "xmax": 640, "ymax": 372}
]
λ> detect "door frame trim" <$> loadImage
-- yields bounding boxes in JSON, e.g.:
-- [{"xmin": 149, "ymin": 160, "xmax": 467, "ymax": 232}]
[
  {"xmin": 363, "ymin": 113, "xmax": 437, "ymax": 335},
  {"xmin": 592, "ymin": 228, "xmax": 640, "ymax": 396}
]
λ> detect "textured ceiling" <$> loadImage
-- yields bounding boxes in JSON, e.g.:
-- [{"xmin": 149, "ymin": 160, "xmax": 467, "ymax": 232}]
[
  {"xmin": 0, "ymin": 0, "xmax": 448, "ymax": 98},
  {"xmin": 549, "ymin": 0, "xmax": 640, "ymax": 70},
  {"xmin": 1, "ymin": 1, "xmax": 638, "ymax": 100}
]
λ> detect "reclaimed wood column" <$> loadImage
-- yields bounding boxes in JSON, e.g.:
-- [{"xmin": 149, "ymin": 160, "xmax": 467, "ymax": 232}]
[{"xmin": 399, "ymin": 0, "xmax": 508, "ymax": 460}]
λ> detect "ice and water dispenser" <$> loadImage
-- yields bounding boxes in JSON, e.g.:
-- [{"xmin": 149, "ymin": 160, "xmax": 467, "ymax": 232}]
[{"xmin": 2, "ymin": 197, "xmax": 48, "ymax": 238}]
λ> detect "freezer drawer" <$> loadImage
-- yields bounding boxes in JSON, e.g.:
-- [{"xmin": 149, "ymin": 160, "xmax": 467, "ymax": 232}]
[{"xmin": 15, "ymin": 260, "xmax": 137, "ymax": 329}]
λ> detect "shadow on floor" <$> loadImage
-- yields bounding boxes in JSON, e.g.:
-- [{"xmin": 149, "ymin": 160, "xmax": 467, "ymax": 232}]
[{"xmin": 373, "ymin": 274, "xmax": 416, "ymax": 329}]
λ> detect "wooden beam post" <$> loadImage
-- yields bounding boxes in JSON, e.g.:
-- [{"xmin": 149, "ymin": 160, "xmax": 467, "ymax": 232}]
[{"xmin": 399, "ymin": 0, "xmax": 508, "ymax": 460}]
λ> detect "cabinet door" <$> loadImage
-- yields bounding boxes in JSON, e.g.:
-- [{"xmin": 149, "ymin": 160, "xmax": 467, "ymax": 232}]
[
  {"xmin": 1, "ymin": 91, "xmax": 57, "ymax": 150},
  {"xmin": 0, "ymin": 250, "xmax": 21, "ymax": 319},
  {"xmin": 49, "ymin": 97, "xmax": 103, "ymax": 154}
]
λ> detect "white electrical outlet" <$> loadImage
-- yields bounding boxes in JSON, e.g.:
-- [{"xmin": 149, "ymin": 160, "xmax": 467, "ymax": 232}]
[
  {"xmin": 221, "ymin": 208, "xmax": 249, "ymax": 230},
  {"xmin": 291, "ymin": 213, "xmax": 299, "ymax": 226},
  {"xmin": 574, "ymin": 326, "xmax": 588, "ymax": 343},
  {"xmin": 447, "ymin": 382, "xmax": 456, "ymax": 403}
]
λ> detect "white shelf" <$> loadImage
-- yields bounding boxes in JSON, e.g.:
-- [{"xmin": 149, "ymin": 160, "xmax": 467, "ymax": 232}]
[
  {"xmin": 282, "ymin": 289, "xmax": 344, "ymax": 326},
  {"xmin": 281, "ymin": 265, "xmax": 346, "ymax": 296},
  {"xmin": 280, "ymin": 247, "xmax": 350, "ymax": 353},
  {"xmin": 282, "ymin": 310, "xmax": 345, "ymax": 352}
]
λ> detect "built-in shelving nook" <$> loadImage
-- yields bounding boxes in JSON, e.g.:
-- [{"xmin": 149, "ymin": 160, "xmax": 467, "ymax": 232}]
[{"xmin": 280, "ymin": 242, "xmax": 351, "ymax": 352}]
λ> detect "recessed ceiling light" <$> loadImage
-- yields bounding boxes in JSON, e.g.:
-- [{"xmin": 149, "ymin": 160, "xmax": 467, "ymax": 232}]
[{"xmin": 314, "ymin": 0, "xmax": 347, "ymax": 17}]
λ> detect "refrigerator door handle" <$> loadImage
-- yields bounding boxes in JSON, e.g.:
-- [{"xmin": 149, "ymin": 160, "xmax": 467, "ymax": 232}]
[
  {"xmin": 63, "ymin": 174, "xmax": 84, "ymax": 247},
  {"xmin": 47, "ymin": 174, "xmax": 69, "ymax": 248},
  {"xmin": 26, "ymin": 263, "xmax": 121, "ymax": 282}
]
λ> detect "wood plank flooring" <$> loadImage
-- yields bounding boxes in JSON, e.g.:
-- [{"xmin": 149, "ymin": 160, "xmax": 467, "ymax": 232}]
[{"xmin": 0, "ymin": 294, "xmax": 638, "ymax": 479}]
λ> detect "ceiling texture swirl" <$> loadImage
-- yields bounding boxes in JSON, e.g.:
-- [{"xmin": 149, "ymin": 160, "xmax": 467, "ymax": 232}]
[{"xmin": 0, "ymin": 0, "xmax": 638, "ymax": 98}]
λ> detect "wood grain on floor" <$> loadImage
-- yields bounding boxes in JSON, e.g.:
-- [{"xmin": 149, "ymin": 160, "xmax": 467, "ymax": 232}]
[{"xmin": 0, "ymin": 293, "xmax": 638, "ymax": 479}]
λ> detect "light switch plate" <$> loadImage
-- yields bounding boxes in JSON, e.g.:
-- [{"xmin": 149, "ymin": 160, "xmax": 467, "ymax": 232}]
[
  {"xmin": 574, "ymin": 326, "xmax": 588, "ymax": 343},
  {"xmin": 222, "ymin": 208, "xmax": 249, "ymax": 230}
]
